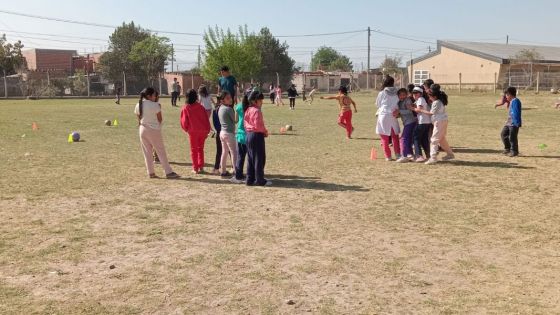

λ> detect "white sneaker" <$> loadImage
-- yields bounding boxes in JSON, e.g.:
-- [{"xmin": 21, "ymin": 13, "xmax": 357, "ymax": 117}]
[
  {"xmin": 229, "ymin": 177, "xmax": 245, "ymax": 184},
  {"xmin": 385, "ymin": 158, "xmax": 394, "ymax": 161},
  {"xmin": 425, "ymin": 158, "xmax": 438, "ymax": 165},
  {"xmin": 415, "ymin": 156, "xmax": 426, "ymax": 163},
  {"xmin": 264, "ymin": 180, "xmax": 273, "ymax": 186},
  {"xmin": 396, "ymin": 157, "xmax": 409, "ymax": 163},
  {"xmin": 442, "ymin": 154, "xmax": 455, "ymax": 161}
]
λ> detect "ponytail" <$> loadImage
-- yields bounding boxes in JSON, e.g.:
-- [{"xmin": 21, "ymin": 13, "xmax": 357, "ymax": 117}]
[
  {"xmin": 138, "ymin": 87, "xmax": 156, "ymax": 118},
  {"xmin": 429, "ymin": 84, "xmax": 448, "ymax": 106},
  {"xmin": 440, "ymin": 91, "xmax": 448, "ymax": 106},
  {"xmin": 242, "ymin": 93, "xmax": 250, "ymax": 112}
]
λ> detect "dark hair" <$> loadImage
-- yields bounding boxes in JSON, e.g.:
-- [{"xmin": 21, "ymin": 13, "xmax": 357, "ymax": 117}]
[
  {"xmin": 220, "ymin": 65, "xmax": 229, "ymax": 72},
  {"xmin": 397, "ymin": 88, "xmax": 408, "ymax": 95},
  {"xmin": 242, "ymin": 90, "xmax": 264, "ymax": 112},
  {"xmin": 428, "ymin": 84, "xmax": 448, "ymax": 106},
  {"xmin": 505, "ymin": 86, "xmax": 517, "ymax": 97},
  {"xmin": 218, "ymin": 90, "xmax": 231, "ymax": 105},
  {"xmin": 381, "ymin": 76, "xmax": 395, "ymax": 90},
  {"xmin": 198, "ymin": 85, "xmax": 209, "ymax": 98},
  {"xmin": 138, "ymin": 87, "xmax": 157, "ymax": 118},
  {"xmin": 338, "ymin": 85, "xmax": 348, "ymax": 95},
  {"xmin": 186, "ymin": 89, "xmax": 198, "ymax": 105},
  {"xmin": 407, "ymin": 84, "xmax": 415, "ymax": 93},
  {"xmin": 423, "ymin": 79, "xmax": 434, "ymax": 87}
]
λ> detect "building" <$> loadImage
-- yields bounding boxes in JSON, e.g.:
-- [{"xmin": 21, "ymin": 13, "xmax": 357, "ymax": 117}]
[
  {"xmin": 163, "ymin": 72, "xmax": 205, "ymax": 95},
  {"xmin": 72, "ymin": 53, "xmax": 103, "ymax": 73},
  {"xmin": 408, "ymin": 40, "xmax": 560, "ymax": 90},
  {"xmin": 292, "ymin": 70, "xmax": 408, "ymax": 92},
  {"xmin": 22, "ymin": 49, "xmax": 77, "ymax": 73}
]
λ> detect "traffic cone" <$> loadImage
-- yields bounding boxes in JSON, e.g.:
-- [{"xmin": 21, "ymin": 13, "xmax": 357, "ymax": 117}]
[
  {"xmin": 370, "ymin": 147, "xmax": 377, "ymax": 160},
  {"xmin": 113, "ymin": 119, "xmax": 119, "ymax": 126},
  {"xmin": 68, "ymin": 133, "xmax": 74, "ymax": 143},
  {"xmin": 32, "ymin": 122, "xmax": 39, "ymax": 131}
]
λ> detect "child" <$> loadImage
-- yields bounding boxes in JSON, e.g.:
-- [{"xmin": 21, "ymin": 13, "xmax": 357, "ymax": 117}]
[
  {"xmin": 396, "ymin": 88, "xmax": 417, "ymax": 163},
  {"xmin": 134, "ymin": 87, "xmax": 180, "ymax": 179},
  {"xmin": 269, "ymin": 83, "xmax": 276, "ymax": 104},
  {"xmin": 307, "ymin": 86, "xmax": 317, "ymax": 104},
  {"xmin": 218, "ymin": 91, "xmax": 238, "ymax": 178},
  {"xmin": 180, "ymin": 89, "xmax": 211, "ymax": 174},
  {"xmin": 232, "ymin": 92, "xmax": 248, "ymax": 184},
  {"xmin": 287, "ymin": 84, "xmax": 299, "ymax": 110},
  {"xmin": 320, "ymin": 86, "xmax": 357, "ymax": 139},
  {"xmin": 211, "ymin": 95, "xmax": 223, "ymax": 175},
  {"xmin": 500, "ymin": 87, "xmax": 522, "ymax": 157},
  {"xmin": 243, "ymin": 90, "xmax": 271, "ymax": 186},
  {"xmin": 198, "ymin": 85, "xmax": 214, "ymax": 118},
  {"xmin": 412, "ymin": 86, "xmax": 431, "ymax": 162},
  {"xmin": 115, "ymin": 87, "xmax": 121, "ymax": 105},
  {"xmin": 218, "ymin": 66, "xmax": 238, "ymax": 104},
  {"xmin": 275, "ymin": 85, "xmax": 284, "ymax": 106},
  {"xmin": 414, "ymin": 84, "xmax": 455, "ymax": 164},
  {"xmin": 375, "ymin": 76, "xmax": 401, "ymax": 161}
]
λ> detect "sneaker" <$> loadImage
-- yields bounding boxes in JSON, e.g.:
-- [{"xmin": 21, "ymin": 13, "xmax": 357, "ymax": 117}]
[
  {"xmin": 395, "ymin": 154, "xmax": 402, "ymax": 159},
  {"xmin": 502, "ymin": 150, "xmax": 510, "ymax": 155},
  {"xmin": 509, "ymin": 152, "xmax": 519, "ymax": 157},
  {"xmin": 220, "ymin": 171, "xmax": 232, "ymax": 178},
  {"xmin": 264, "ymin": 180, "xmax": 272, "ymax": 186},
  {"xmin": 396, "ymin": 157, "xmax": 409, "ymax": 163},
  {"xmin": 212, "ymin": 169, "xmax": 220, "ymax": 175},
  {"xmin": 149, "ymin": 173, "xmax": 158, "ymax": 179},
  {"xmin": 165, "ymin": 172, "xmax": 180, "ymax": 179},
  {"xmin": 425, "ymin": 158, "xmax": 438, "ymax": 165},
  {"xmin": 229, "ymin": 177, "xmax": 245, "ymax": 184},
  {"xmin": 442, "ymin": 154, "xmax": 455, "ymax": 161},
  {"xmin": 415, "ymin": 156, "xmax": 426, "ymax": 163}
]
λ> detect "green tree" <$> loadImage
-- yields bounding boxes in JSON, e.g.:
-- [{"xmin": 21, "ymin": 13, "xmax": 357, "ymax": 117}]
[
  {"xmin": 247, "ymin": 27, "xmax": 296, "ymax": 87},
  {"xmin": 71, "ymin": 70, "xmax": 88, "ymax": 96},
  {"xmin": 201, "ymin": 25, "xmax": 262, "ymax": 83},
  {"xmin": 379, "ymin": 56, "xmax": 403, "ymax": 75},
  {"xmin": 311, "ymin": 47, "xmax": 353, "ymax": 72},
  {"xmin": 0, "ymin": 34, "xmax": 26, "ymax": 75},
  {"xmin": 129, "ymin": 35, "xmax": 172, "ymax": 85}
]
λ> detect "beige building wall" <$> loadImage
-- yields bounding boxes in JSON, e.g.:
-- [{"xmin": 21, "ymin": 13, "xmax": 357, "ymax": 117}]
[{"xmin": 408, "ymin": 47, "xmax": 502, "ymax": 85}]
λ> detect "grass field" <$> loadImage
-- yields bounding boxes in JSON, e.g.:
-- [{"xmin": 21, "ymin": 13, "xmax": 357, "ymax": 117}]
[{"xmin": 1, "ymin": 92, "xmax": 559, "ymax": 314}]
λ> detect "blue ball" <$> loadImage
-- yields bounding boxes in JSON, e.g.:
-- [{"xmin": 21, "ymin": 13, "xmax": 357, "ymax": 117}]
[{"xmin": 72, "ymin": 132, "xmax": 80, "ymax": 142}]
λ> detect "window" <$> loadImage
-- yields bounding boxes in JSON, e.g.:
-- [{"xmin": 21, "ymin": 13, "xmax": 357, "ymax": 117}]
[
  {"xmin": 329, "ymin": 79, "xmax": 335, "ymax": 88},
  {"xmin": 414, "ymin": 70, "xmax": 430, "ymax": 85}
]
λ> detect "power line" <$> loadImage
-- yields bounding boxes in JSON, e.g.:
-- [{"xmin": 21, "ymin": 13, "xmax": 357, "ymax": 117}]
[
  {"xmin": 275, "ymin": 29, "xmax": 367, "ymax": 38},
  {"xmin": 0, "ymin": 29, "xmax": 107, "ymax": 41},
  {"xmin": 0, "ymin": 9, "xmax": 202, "ymax": 36},
  {"xmin": 371, "ymin": 29, "xmax": 436, "ymax": 44}
]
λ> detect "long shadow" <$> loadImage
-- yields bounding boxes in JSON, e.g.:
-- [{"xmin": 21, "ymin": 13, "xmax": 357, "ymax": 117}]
[
  {"xmin": 447, "ymin": 160, "xmax": 535, "ymax": 169},
  {"xmin": 175, "ymin": 177, "xmax": 228, "ymax": 185},
  {"xmin": 169, "ymin": 161, "xmax": 214, "ymax": 167},
  {"xmin": 452, "ymin": 147, "xmax": 503, "ymax": 154},
  {"xmin": 269, "ymin": 133, "xmax": 299, "ymax": 136},
  {"xmin": 266, "ymin": 174, "xmax": 320, "ymax": 180},
  {"xmin": 353, "ymin": 137, "xmax": 379, "ymax": 141},
  {"xmin": 269, "ymin": 176, "xmax": 370, "ymax": 192},
  {"xmin": 519, "ymin": 155, "xmax": 560, "ymax": 159}
]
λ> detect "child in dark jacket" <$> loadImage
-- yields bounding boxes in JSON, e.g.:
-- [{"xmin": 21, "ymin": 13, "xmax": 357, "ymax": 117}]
[
  {"xmin": 287, "ymin": 84, "xmax": 299, "ymax": 110},
  {"xmin": 180, "ymin": 89, "xmax": 211, "ymax": 174},
  {"xmin": 501, "ymin": 87, "xmax": 522, "ymax": 157}
]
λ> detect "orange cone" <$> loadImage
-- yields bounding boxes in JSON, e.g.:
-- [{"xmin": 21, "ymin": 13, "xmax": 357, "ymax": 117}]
[
  {"xmin": 370, "ymin": 147, "xmax": 377, "ymax": 160},
  {"xmin": 32, "ymin": 122, "xmax": 38, "ymax": 131}
]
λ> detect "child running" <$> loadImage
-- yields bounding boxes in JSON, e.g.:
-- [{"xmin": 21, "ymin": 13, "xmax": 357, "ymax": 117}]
[
  {"xmin": 396, "ymin": 88, "xmax": 417, "ymax": 163},
  {"xmin": 243, "ymin": 90, "xmax": 271, "ymax": 186},
  {"xmin": 232, "ymin": 91, "xmax": 248, "ymax": 184},
  {"xmin": 412, "ymin": 86, "xmax": 431, "ymax": 162},
  {"xmin": 198, "ymin": 85, "xmax": 214, "ymax": 118},
  {"xmin": 218, "ymin": 91, "xmax": 238, "ymax": 178},
  {"xmin": 134, "ymin": 87, "xmax": 180, "ymax": 179},
  {"xmin": 376, "ymin": 76, "xmax": 401, "ymax": 161},
  {"xmin": 180, "ymin": 89, "xmax": 211, "ymax": 174},
  {"xmin": 320, "ymin": 86, "xmax": 357, "ymax": 139},
  {"xmin": 414, "ymin": 84, "xmax": 455, "ymax": 164}
]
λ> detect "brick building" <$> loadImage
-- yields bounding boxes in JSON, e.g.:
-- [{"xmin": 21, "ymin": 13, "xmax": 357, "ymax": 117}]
[{"xmin": 22, "ymin": 49, "xmax": 77, "ymax": 73}]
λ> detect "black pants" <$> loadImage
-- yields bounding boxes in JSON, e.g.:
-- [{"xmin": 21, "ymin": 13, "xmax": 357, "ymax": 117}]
[
  {"xmin": 501, "ymin": 125, "xmax": 519, "ymax": 154},
  {"xmin": 246, "ymin": 132, "xmax": 266, "ymax": 186},
  {"xmin": 235, "ymin": 142, "xmax": 247, "ymax": 180},
  {"xmin": 414, "ymin": 123, "xmax": 431, "ymax": 158},
  {"xmin": 214, "ymin": 133, "xmax": 222, "ymax": 170},
  {"xmin": 270, "ymin": 93, "xmax": 275, "ymax": 103},
  {"xmin": 289, "ymin": 97, "xmax": 296, "ymax": 108},
  {"xmin": 171, "ymin": 92, "xmax": 179, "ymax": 106}
]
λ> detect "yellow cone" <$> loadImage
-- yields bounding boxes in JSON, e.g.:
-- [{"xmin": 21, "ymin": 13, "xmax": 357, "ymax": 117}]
[
  {"xmin": 68, "ymin": 133, "xmax": 73, "ymax": 143},
  {"xmin": 113, "ymin": 119, "xmax": 119, "ymax": 126}
]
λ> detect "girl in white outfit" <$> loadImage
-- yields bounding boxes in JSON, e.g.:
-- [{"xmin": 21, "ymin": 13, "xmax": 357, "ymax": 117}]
[{"xmin": 376, "ymin": 76, "xmax": 401, "ymax": 161}]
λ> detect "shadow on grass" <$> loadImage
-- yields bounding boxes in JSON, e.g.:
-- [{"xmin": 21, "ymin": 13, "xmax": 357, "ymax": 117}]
[
  {"xmin": 353, "ymin": 137, "xmax": 379, "ymax": 141},
  {"xmin": 519, "ymin": 155, "xmax": 560, "ymax": 159},
  {"xmin": 447, "ymin": 160, "xmax": 535, "ymax": 169},
  {"xmin": 169, "ymin": 161, "xmax": 214, "ymax": 168},
  {"xmin": 452, "ymin": 147, "xmax": 503, "ymax": 154},
  {"xmin": 268, "ymin": 174, "xmax": 370, "ymax": 192}
]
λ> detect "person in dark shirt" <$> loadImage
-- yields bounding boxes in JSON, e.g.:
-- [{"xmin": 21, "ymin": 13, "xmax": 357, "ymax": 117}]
[{"xmin": 287, "ymin": 84, "xmax": 299, "ymax": 110}]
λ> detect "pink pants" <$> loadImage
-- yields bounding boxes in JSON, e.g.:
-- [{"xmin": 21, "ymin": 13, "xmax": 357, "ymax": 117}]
[
  {"xmin": 380, "ymin": 128, "xmax": 401, "ymax": 158},
  {"xmin": 139, "ymin": 125, "xmax": 173, "ymax": 175},
  {"xmin": 219, "ymin": 131, "xmax": 238, "ymax": 174}
]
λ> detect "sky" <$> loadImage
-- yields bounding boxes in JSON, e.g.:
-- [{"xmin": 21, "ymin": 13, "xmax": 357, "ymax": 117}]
[{"xmin": 1, "ymin": 0, "xmax": 559, "ymax": 71}]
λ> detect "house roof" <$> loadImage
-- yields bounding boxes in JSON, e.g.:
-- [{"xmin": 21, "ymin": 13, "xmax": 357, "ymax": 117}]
[{"xmin": 409, "ymin": 40, "xmax": 560, "ymax": 65}]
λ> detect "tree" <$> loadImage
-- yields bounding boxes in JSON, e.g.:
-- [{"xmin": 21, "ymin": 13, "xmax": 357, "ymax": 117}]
[
  {"xmin": 311, "ymin": 47, "xmax": 353, "ymax": 72},
  {"xmin": 0, "ymin": 34, "xmax": 26, "ymax": 75},
  {"xmin": 129, "ymin": 35, "xmax": 172, "ymax": 85},
  {"xmin": 247, "ymin": 27, "xmax": 296, "ymax": 87},
  {"xmin": 379, "ymin": 56, "xmax": 403, "ymax": 75},
  {"xmin": 201, "ymin": 25, "xmax": 262, "ymax": 83},
  {"xmin": 510, "ymin": 48, "xmax": 543, "ymax": 88}
]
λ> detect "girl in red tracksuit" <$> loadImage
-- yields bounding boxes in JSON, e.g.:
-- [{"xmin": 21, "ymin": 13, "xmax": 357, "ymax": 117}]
[{"xmin": 180, "ymin": 89, "xmax": 211, "ymax": 174}]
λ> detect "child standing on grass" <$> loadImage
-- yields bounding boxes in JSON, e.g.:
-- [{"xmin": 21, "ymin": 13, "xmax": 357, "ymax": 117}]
[
  {"xmin": 412, "ymin": 86, "xmax": 431, "ymax": 162},
  {"xmin": 232, "ymin": 92, "xmax": 248, "ymax": 184},
  {"xmin": 218, "ymin": 91, "xmax": 238, "ymax": 178},
  {"xmin": 180, "ymin": 89, "xmax": 211, "ymax": 174},
  {"xmin": 198, "ymin": 85, "xmax": 214, "ymax": 118},
  {"xmin": 376, "ymin": 76, "xmax": 401, "ymax": 161},
  {"xmin": 134, "ymin": 87, "xmax": 180, "ymax": 179},
  {"xmin": 243, "ymin": 90, "xmax": 271, "ymax": 186},
  {"xmin": 500, "ymin": 87, "xmax": 522, "ymax": 157},
  {"xmin": 211, "ymin": 96, "xmax": 223, "ymax": 175},
  {"xmin": 414, "ymin": 85, "xmax": 455, "ymax": 165},
  {"xmin": 396, "ymin": 88, "xmax": 417, "ymax": 163},
  {"xmin": 275, "ymin": 85, "xmax": 284, "ymax": 106},
  {"xmin": 320, "ymin": 86, "xmax": 357, "ymax": 139},
  {"xmin": 287, "ymin": 84, "xmax": 299, "ymax": 110}
]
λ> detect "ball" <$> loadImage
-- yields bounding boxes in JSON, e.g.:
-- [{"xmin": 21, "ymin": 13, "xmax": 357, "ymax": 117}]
[
  {"xmin": 105, "ymin": 120, "xmax": 112, "ymax": 126},
  {"xmin": 280, "ymin": 127, "xmax": 286, "ymax": 134},
  {"xmin": 71, "ymin": 132, "xmax": 80, "ymax": 142},
  {"xmin": 285, "ymin": 125, "xmax": 292, "ymax": 131}
]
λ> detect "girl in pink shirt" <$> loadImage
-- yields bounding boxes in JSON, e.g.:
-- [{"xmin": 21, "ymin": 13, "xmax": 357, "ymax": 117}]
[{"xmin": 243, "ymin": 90, "xmax": 271, "ymax": 186}]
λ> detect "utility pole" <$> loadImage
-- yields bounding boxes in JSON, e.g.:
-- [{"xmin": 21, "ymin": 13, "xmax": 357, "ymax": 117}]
[
  {"xmin": 3, "ymin": 70, "xmax": 7, "ymax": 98},
  {"xmin": 197, "ymin": 45, "xmax": 201, "ymax": 69},
  {"xmin": 310, "ymin": 51, "xmax": 313, "ymax": 71},
  {"xmin": 367, "ymin": 26, "xmax": 371, "ymax": 90},
  {"xmin": 410, "ymin": 52, "xmax": 414, "ymax": 85},
  {"xmin": 506, "ymin": 35, "xmax": 509, "ymax": 45},
  {"xmin": 171, "ymin": 43, "xmax": 174, "ymax": 73}
]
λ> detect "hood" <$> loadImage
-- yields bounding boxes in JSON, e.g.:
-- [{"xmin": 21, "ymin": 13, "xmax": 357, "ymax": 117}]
[{"xmin": 384, "ymin": 87, "xmax": 398, "ymax": 95}]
